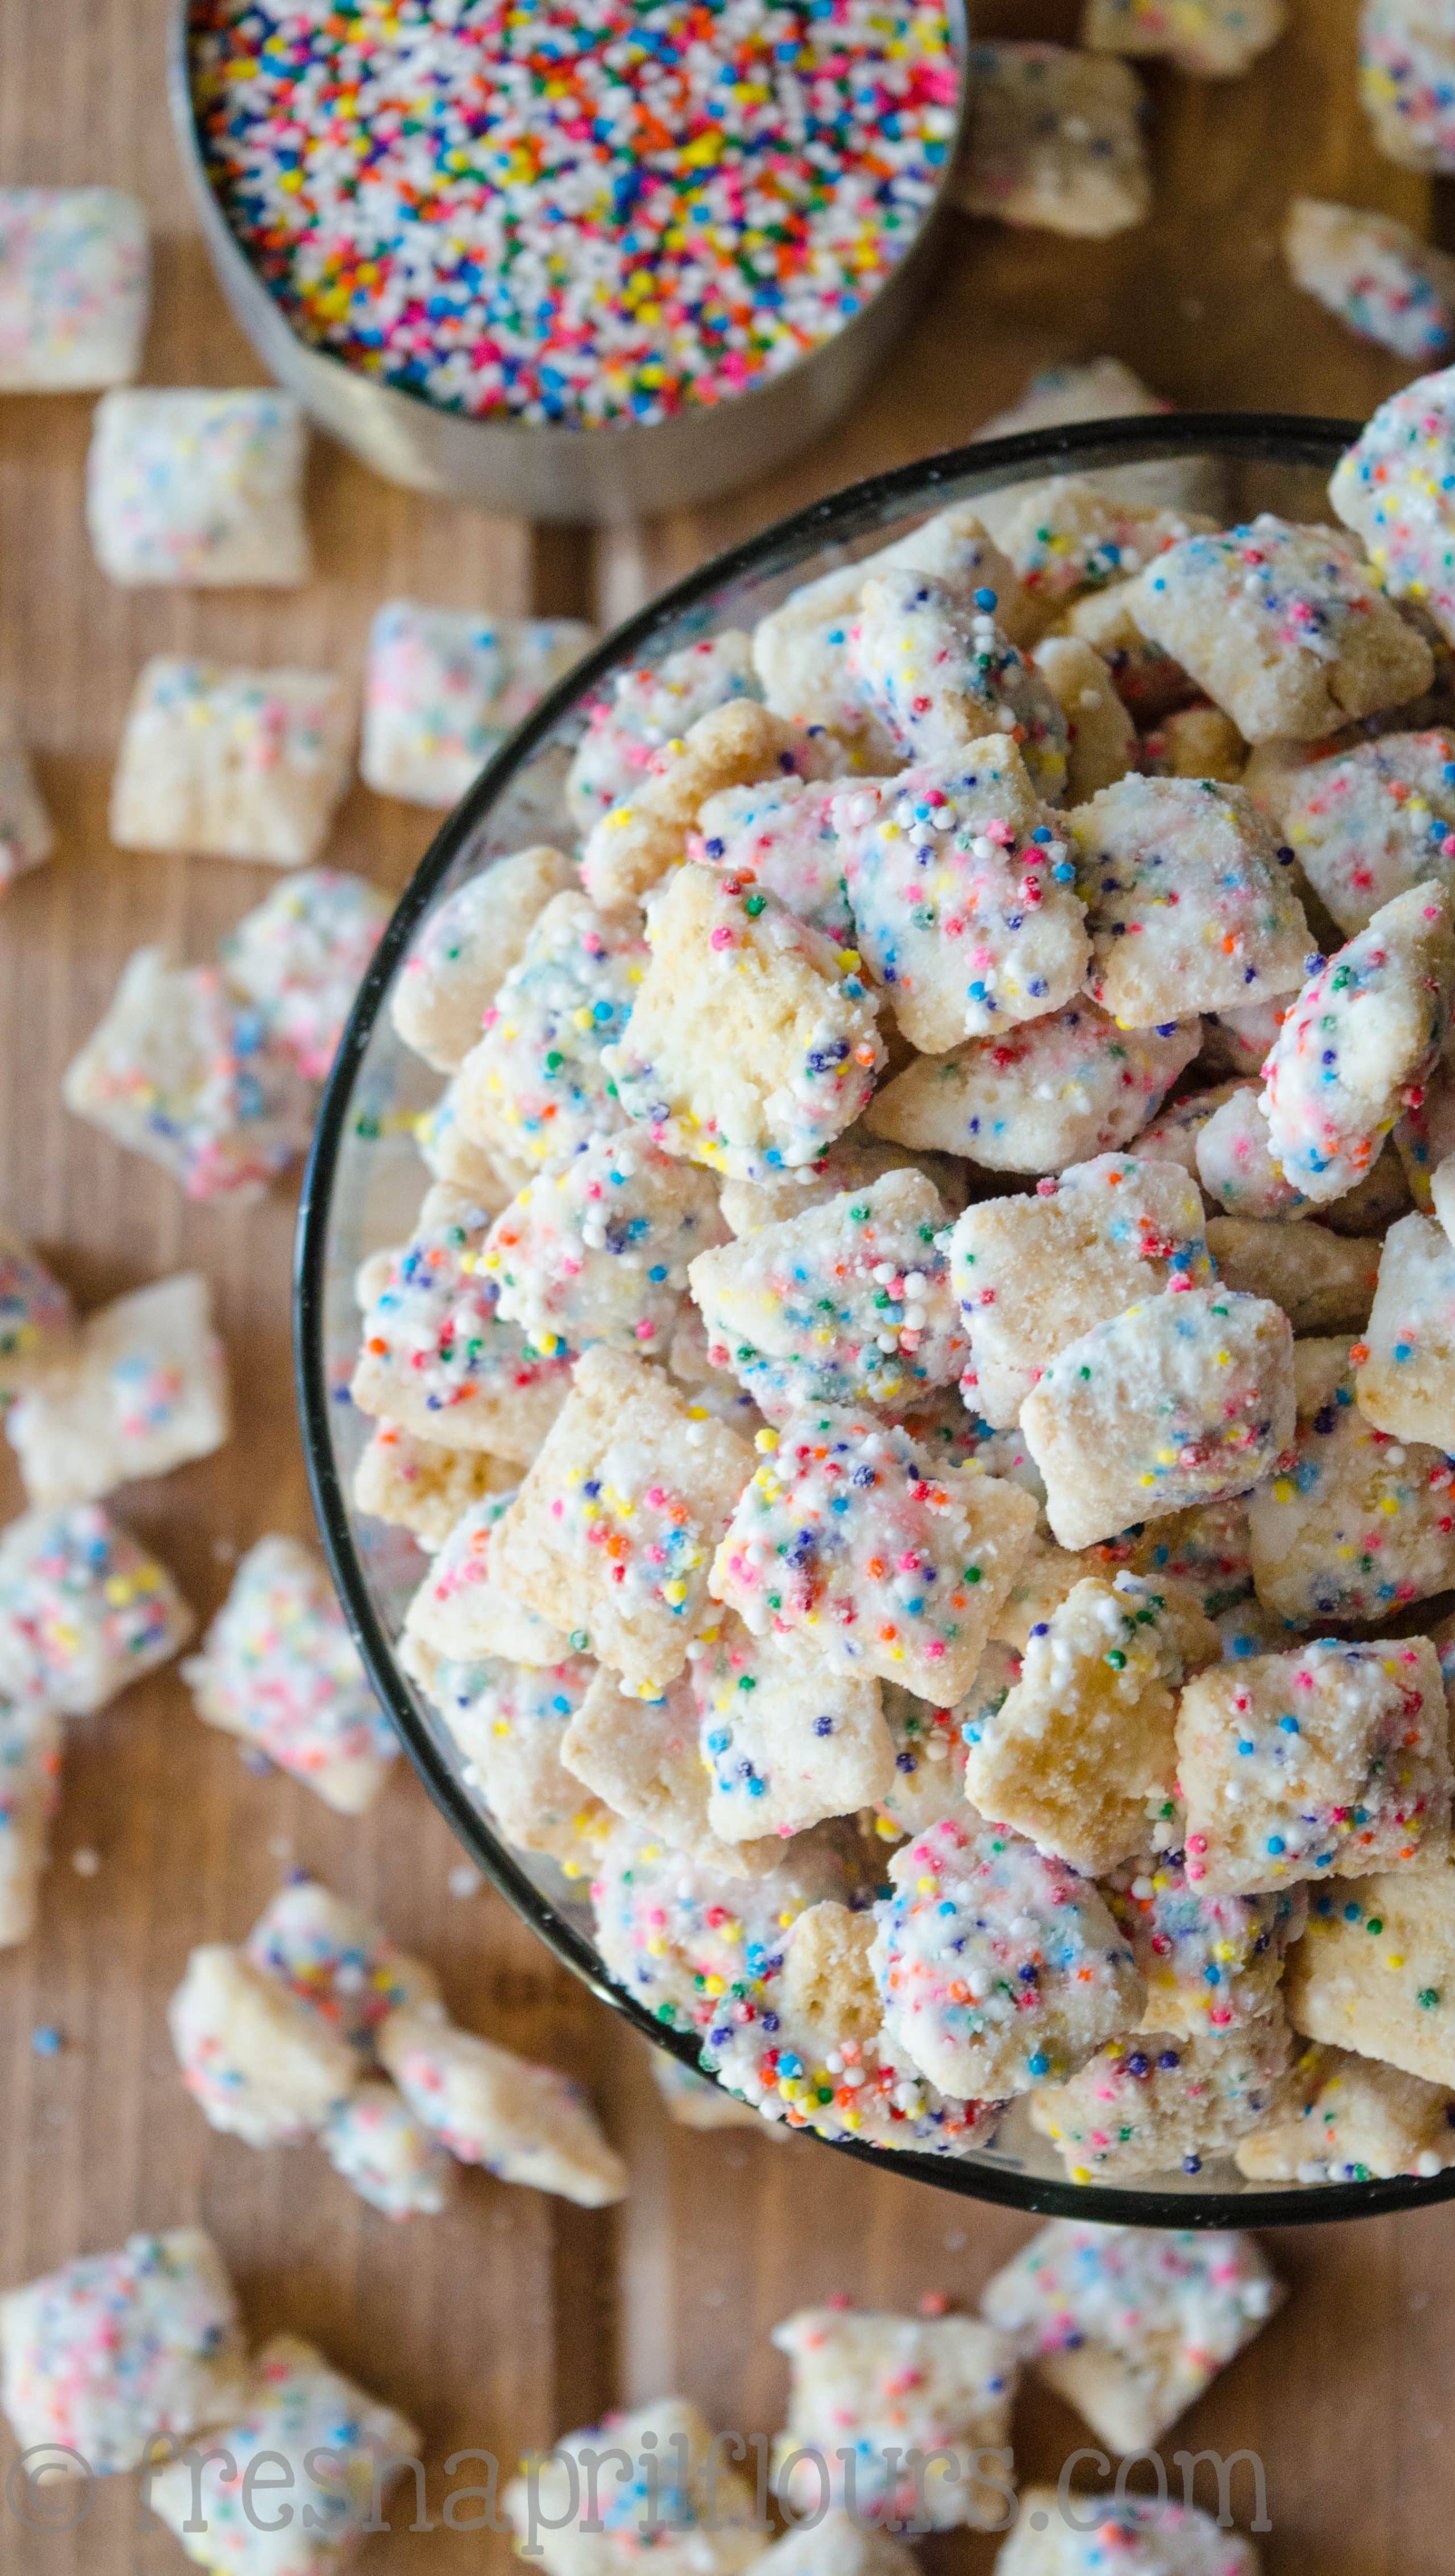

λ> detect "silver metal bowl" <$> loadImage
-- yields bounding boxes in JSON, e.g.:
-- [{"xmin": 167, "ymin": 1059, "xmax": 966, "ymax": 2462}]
[{"xmin": 167, "ymin": 0, "xmax": 970, "ymax": 526}]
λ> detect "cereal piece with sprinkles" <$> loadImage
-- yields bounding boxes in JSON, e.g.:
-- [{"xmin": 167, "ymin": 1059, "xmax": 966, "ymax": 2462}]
[
  {"xmin": 559, "ymin": 1666, "xmax": 753, "ymax": 1865},
  {"xmin": 0, "ymin": 1229, "xmax": 73, "ymax": 1403},
  {"xmin": 0, "ymin": 704, "xmax": 53, "ymax": 894},
  {"xmin": 849, "ymin": 572, "xmax": 1070, "ymax": 799},
  {"xmin": 489, "ymin": 1347, "xmax": 753, "ymax": 1696},
  {"xmin": 455, "ymin": 889, "xmax": 648, "ymax": 1171},
  {"xmin": 110, "ymin": 656, "xmax": 354, "ymax": 868},
  {"xmin": 1139, "ymin": 704, "xmax": 1249, "ymax": 784},
  {"xmin": 1031, "ymin": 2010, "xmax": 1294, "ymax": 2180},
  {"xmin": 0, "ymin": 185, "xmax": 148, "ymax": 389},
  {"xmin": 1360, "ymin": 0, "xmax": 1455, "ymax": 171},
  {"xmin": 1177, "ymin": 1636, "xmax": 1450, "ymax": 1897},
  {"xmin": 1083, "ymin": 0, "xmax": 1287, "ymax": 77},
  {"xmin": 870, "ymin": 1812, "xmax": 1144, "ymax": 2096},
  {"xmin": 1236, "ymin": 2036, "xmax": 1455, "ymax": 2180},
  {"xmin": 1104, "ymin": 1852, "xmax": 1307, "ymax": 2040},
  {"xmin": 1196, "ymin": 1084, "xmax": 1308, "ymax": 1218},
  {"xmin": 402, "ymin": 1634, "xmax": 607, "ymax": 1870},
  {"xmin": 1204, "ymin": 1215, "xmax": 1380, "ymax": 1331},
  {"xmin": 582, "ymin": 702, "xmax": 839, "ymax": 913},
  {"xmin": 1248, "ymin": 1334, "xmax": 1455, "ymax": 1622},
  {"xmin": 481, "ymin": 1131, "xmax": 725, "ymax": 1363},
  {"xmin": 772, "ymin": 2306, "xmax": 1018, "ymax": 2529},
  {"xmin": 1331, "ymin": 367, "xmax": 1455, "ymax": 643},
  {"xmin": 415, "ymin": 1080, "xmax": 522, "ymax": 1207},
  {"xmin": 404, "ymin": 1489, "xmax": 571, "ymax": 1666},
  {"xmin": 502, "ymin": 2397, "xmax": 761, "ymax": 2576},
  {"xmin": 717, "ymin": 1134, "xmax": 967, "ymax": 1237},
  {"xmin": 1260, "ymin": 881, "xmax": 1455, "ymax": 1201},
  {"xmin": 688, "ymin": 1168, "xmax": 965, "ymax": 1422},
  {"xmin": 1067, "ymin": 774, "xmax": 1310, "ymax": 1028},
  {"xmin": 605, "ymin": 865, "xmax": 883, "ymax": 1183},
  {"xmin": 951, "ymin": 1151, "xmax": 1212, "ymax": 1427},
  {"xmin": 964, "ymin": 1574, "xmax": 1217, "ymax": 1875},
  {"xmin": 86, "ymin": 388, "xmax": 309, "ymax": 587},
  {"xmin": 149, "ymin": 2333, "xmax": 419, "ymax": 2574},
  {"xmin": 1066, "ymin": 581, "xmax": 1203, "ymax": 726},
  {"xmin": 0, "ymin": 1700, "xmax": 60, "ymax": 1947},
  {"xmin": 1001, "ymin": 2490, "xmax": 1262, "ymax": 2575},
  {"xmin": 1285, "ymin": 198, "xmax": 1455, "ymax": 360},
  {"xmin": 219, "ymin": 868, "xmax": 389, "ymax": 1078},
  {"xmin": 1282, "ymin": 730, "xmax": 1455, "ymax": 936},
  {"xmin": 243, "ymin": 1878, "xmax": 439, "ymax": 2058},
  {"xmin": 832, "ymin": 739, "xmax": 1090, "ymax": 1049},
  {"xmin": 321, "ymin": 2079, "xmax": 456, "ymax": 2219},
  {"xmin": 0, "ymin": 1504, "xmax": 192, "ymax": 1716},
  {"xmin": 982, "ymin": 2221, "xmax": 1281, "ymax": 2453},
  {"xmin": 361, "ymin": 600, "xmax": 593, "ymax": 808},
  {"xmin": 690, "ymin": 771, "xmax": 854, "ymax": 944},
  {"xmin": 0, "ymin": 2229, "xmax": 247, "ymax": 2478},
  {"xmin": 1133, "ymin": 1079, "xmax": 1253, "ymax": 1180},
  {"xmin": 956, "ymin": 44, "xmax": 1150, "ymax": 239},
  {"xmin": 390, "ymin": 850, "xmax": 577, "ymax": 1075},
  {"xmin": 1020, "ymin": 1288, "xmax": 1296, "ymax": 1551},
  {"xmin": 6, "ymin": 1272, "xmax": 229, "ymax": 1510},
  {"xmin": 688, "ymin": 1614, "xmax": 893, "ymax": 1840},
  {"xmin": 1287, "ymin": 1867, "xmax": 1455, "ymax": 2086},
  {"xmin": 865, "ymin": 1000, "xmax": 1202, "ymax": 1169},
  {"xmin": 353, "ymin": 1422, "xmax": 513, "ymax": 1550},
  {"xmin": 997, "ymin": 480, "xmax": 1214, "ymax": 621},
  {"xmin": 712, "ymin": 1404, "xmax": 1038, "ymax": 1700},
  {"xmin": 350, "ymin": 1183, "xmax": 572, "ymax": 1458},
  {"xmin": 1131, "ymin": 515, "xmax": 1434, "ymax": 742},
  {"xmin": 879, "ymin": 1655, "xmax": 1011, "ymax": 1835},
  {"xmin": 168, "ymin": 1944, "xmax": 359, "ymax": 2148},
  {"xmin": 378, "ymin": 2004, "xmax": 627, "ymax": 2204},
  {"xmin": 184, "ymin": 1534, "xmax": 396, "ymax": 1816},
  {"xmin": 63, "ymin": 946, "xmax": 316, "ymax": 1201},
  {"xmin": 1032, "ymin": 636, "xmax": 1137, "ymax": 801},
  {"xmin": 1356, "ymin": 1207, "xmax": 1455, "ymax": 1445},
  {"xmin": 567, "ymin": 632, "xmax": 758, "ymax": 827}
]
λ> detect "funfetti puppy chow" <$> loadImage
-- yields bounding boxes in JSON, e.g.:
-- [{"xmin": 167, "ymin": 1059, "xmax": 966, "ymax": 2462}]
[
  {"xmin": 0, "ymin": 186, "xmax": 148, "ymax": 389},
  {"xmin": 454, "ymin": 889, "xmax": 648, "ymax": 1171},
  {"xmin": 361, "ymin": 599, "xmax": 593, "ymax": 808},
  {"xmin": 581, "ymin": 700, "xmax": 839, "ymax": 912},
  {"xmin": 1248, "ymin": 1334, "xmax": 1455, "ymax": 1624},
  {"xmin": 1331, "ymin": 363, "xmax": 1455, "ymax": 643},
  {"xmin": 86, "ymin": 388, "xmax": 309, "ymax": 587},
  {"xmin": 956, "ymin": 43, "xmax": 1151, "ymax": 240},
  {"xmin": 110, "ymin": 657, "xmax": 354, "ymax": 866},
  {"xmin": 390, "ymin": 847, "xmax": 577, "ymax": 1074},
  {"xmin": 864, "ymin": 1001, "xmax": 1202, "ymax": 1170},
  {"xmin": 847, "ymin": 571, "xmax": 1070, "ymax": 798},
  {"xmin": 566, "ymin": 630, "xmax": 758, "ymax": 827}
]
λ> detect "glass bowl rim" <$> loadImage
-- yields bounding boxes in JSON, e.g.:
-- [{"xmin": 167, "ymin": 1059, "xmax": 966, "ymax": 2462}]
[{"xmin": 296, "ymin": 408, "xmax": 1455, "ymax": 2227}]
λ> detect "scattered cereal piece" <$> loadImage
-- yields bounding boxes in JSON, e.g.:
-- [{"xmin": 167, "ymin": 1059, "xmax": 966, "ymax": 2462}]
[
  {"xmin": 148, "ymin": 2334, "xmax": 420, "ymax": 2573},
  {"xmin": 1196, "ymin": 1083, "xmax": 1308, "ymax": 1218},
  {"xmin": 86, "ymin": 388, "xmax": 309, "ymax": 586},
  {"xmin": 490, "ymin": 1347, "xmax": 753, "ymax": 1696},
  {"xmin": 6, "ymin": 1273, "xmax": 229, "ymax": 1509},
  {"xmin": 1360, "ymin": 0, "xmax": 1455, "ymax": 171},
  {"xmin": 1033, "ymin": 635, "xmax": 1137, "ymax": 800},
  {"xmin": 404, "ymin": 1635, "xmax": 607, "ymax": 1868},
  {"xmin": 951, "ymin": 1151, "xmax": 1212, "ymax": 1426},
  {"xmin": 582, "ymin": 701, "xmax": 837, "ymax": 912},
  {"xmin": 352, "ymin": 1419, "xmax": 514, "ymax": 1550},
  {"xmin": 1138, "ymin": 703, "xmax": 1249, "ymax": 783},
  {"xmin": 605, "ymin": 865, "xmax": 883, "ymax": 1183},
  {"xmin": 1083, "ymin": 0, "xmax": 1286, "ymax": 76},
  {"xmin": 688, "ymin": 1614, "xmax": 893, "ymax": 1838},
  {"xmin": 1020, "ymin": 1288, "xmax": 1295, "ymax": 1550},
  {"xmin": 168, "ymin": 1945, "xmax": 359, "ymax": 2148},
  {"xmin": 689, "ymin": 1169, "xmax": 965, "ymax": 1421},
  {"xmin": 1356, "ymin": 1206, "xmax": 1455, "ymax": 1444},
  {"xmin": 865, "ymin": 1000, "xmax": 1202, "ymax": 1169},
  {"xmin": 1104, "ymin": 1851, "xmax": 1306, "ymax": 2038},
  {"xmin": 870, "ymin": 1812, "xmax": 1144, "ymax": 2096},
  {"xmin": 771, "ymin": 2304, "xmax": 1017, "ymax": 2529},
  {"xmin": 999, "ymin": 2488, "xmax": 1261, "ymax": 2574},
  {"xmin": 1133, "ymin": 515, "xmax": 1434, "ymax": 742},
  {"xmin": 1068, "ymin": 774, "xmax": 1310, "ymax": 1027},
  {"xmin": 0, "ymin": 1228, "xmax": 74, "ymax": 1401},
  {"xmin": 1288, "ymin": 1867, "xmax": 1455, "ymax": 2086},
  {"xmin": 567, "ymin": 632, "xmax": 758, "ymax": 827},
  {"xmin": 361, "ymin": 600, "xmax": 594, "ymax": 807},
  {"xmin": 1261, "ymin": 882, "xmax": 1455, "ymax": 1201},
  {"xmin": 965, "ymin": 1573, "xmax": 1217, "ymax": 1873},
  {"xmin": 390, "ymin": 848, "xmax": 578, "ymax": 1075},
  {"xmin": 849, "ymin": 572, "xmax": 1070, "ymax": 798},
  {"xmin": 110, "ymin": 656, "xmax": 353, "ymax": 868},
  {"xmin": 350, "ymin": 1183, "xmax": 571, "ymax": 1458},
  {"xmin": 242, "ymin": 1877, "xmax": 440, "ymax": 2057},
  {"xmin": 1205, "ymin": 1216, "xmax": 1381, "ymax": 1330},
  {"xmin": 1282, "ymin": 730, "xmax": 1455, "ymax": 936},
  {"xmin": 1177, "ymin": 1635, "xmax": 1450, "ymax": 1895},
  {"xmin": 321, "ymin": 2077, "xmax": 456, "ymax": 2217},
  {"xmin": 63, "ymin": 946, "xmax": 316, "ymax": 1200},
  {"xmin": 184, "ymin": 1534, "xmax": 396, "ymax": 1816},
  {"xmin": 1248, "ymin": 1334, "xmax": 1455, "ymax": 1622},
  {"xmin": 0, "ymin": 1504, "xmax": 192, "ymax": 1716},
  {"xmin": 0, "ymin": 704, "xmax": 53, "ymax": 893},
  {"xmin": 1285, "ymin": 197, "xmax": 1455, "ymax": 360},
  {"xmin": 712, "ymin": 1403, "xmax": 1038, "ymax": 1700},
  {"xmin": 1032, "ymin": 2009, "xmax": 1294, "ymax": 2179},
  {"xmin": 1236, "ymin": 2035, "xmax": 1455, "ymax": 2180},
  {"xmin": 691, "ymin": 772, "xmax": 855, "ymax": 945},
  {"xmin": 0, "ymin": 186, "xmax": 148, "ymax": 389},
  {"xmin": 982, "ymin": 2221, "xmax": 1281, "ymax": 2453},
  {"xmin": 455, "ymin": 889, "xmax": 648, "ymax": 1169},
  {"xmin": 956, "ymin": 44, "xmax": 1151, "ymax": 239},
  {"xmin": 502, "ymin": 2397, "xmax": 761, "ymax": 2576},
  {"xmin": 832, "ymin": 739, "xmax": 1090, "ymax": 1048},
  {"xmin": 379, "ymin": 2003, "xmax": 627, "ymax": 2203},
  {"xmin": 0, "ymin": 1700, "xmax": 61, "ymax": 1948},
  {"xmin": 483, "ymin": 1131, "xmax": 725, "ymax": 1361},
  {"xmin": 221, "ymin": 868, "xmax": 390, "ymax": 1077},
  {"xmin": 1331, "ymin": 364, "xmax": 1455, "ymax": 644},
  {"xmin": 0, "ymin": 2229, "xmax": 247, "ymax": 2476},
  {"xmin": 405, "ymin": 1490, "xmax": 571, "ymax": 1665}
]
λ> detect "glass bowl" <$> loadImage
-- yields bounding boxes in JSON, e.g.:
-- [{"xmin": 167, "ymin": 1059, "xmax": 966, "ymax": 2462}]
[{"xmin": 296, "ymin": 413, "xmax": 1455, "ymax": 2225}]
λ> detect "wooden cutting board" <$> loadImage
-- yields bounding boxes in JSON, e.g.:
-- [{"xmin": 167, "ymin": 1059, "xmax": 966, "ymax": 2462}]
[{"xmin": 1, "ymin": 0, "xmax": 1452, "ymax": 2568}]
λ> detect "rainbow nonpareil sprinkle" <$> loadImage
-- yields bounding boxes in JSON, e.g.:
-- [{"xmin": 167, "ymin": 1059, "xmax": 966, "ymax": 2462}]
[{"xmin": 189, "ymin": 0, "xmax": 959, "ymax": 428}]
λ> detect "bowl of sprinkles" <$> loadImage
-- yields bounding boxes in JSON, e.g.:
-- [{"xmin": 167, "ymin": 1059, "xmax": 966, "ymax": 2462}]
[{"xmin": 173, "ymin": 0, "xmax": 966, "ymax": 522}]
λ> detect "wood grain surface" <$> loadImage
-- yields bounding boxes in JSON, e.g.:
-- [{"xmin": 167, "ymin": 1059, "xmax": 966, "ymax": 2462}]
[{"xmin": 0, "ymin": 0, "xmax": 1452, "ymax": 2569}]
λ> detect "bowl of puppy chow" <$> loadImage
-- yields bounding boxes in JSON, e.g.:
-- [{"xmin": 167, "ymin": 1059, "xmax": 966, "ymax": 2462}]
[{"xmin": 299, "ymin": 385, "xmax": 1455, "ymax": 2222}]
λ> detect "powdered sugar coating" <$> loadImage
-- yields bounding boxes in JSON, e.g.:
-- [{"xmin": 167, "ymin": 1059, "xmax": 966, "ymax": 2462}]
[
  {"xmin": 183, "ymin": 1534, "xmax": 395, "ymax": 1816},
  {"xmin": 848, "ymin": 572, "xmax": 1070, "ymax": 799}
]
